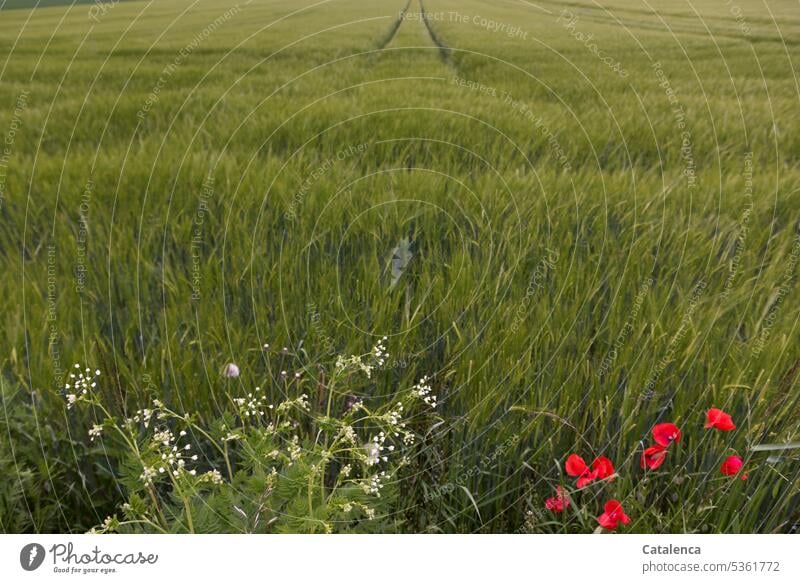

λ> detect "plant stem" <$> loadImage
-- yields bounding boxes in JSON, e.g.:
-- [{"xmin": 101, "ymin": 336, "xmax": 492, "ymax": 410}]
[{"xmin": 182, "ymin": 495, "xmax": 195, "ymax": 533}]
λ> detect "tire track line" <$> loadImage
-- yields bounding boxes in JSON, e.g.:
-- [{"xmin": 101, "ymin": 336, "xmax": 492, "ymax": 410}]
[
  {"xmin": 420, "ymin": 0, "xmax": 453, "ymax": 65},
  {"xmin": 377, "ymin": 0, "xmax": 412, "ymax": 50}
]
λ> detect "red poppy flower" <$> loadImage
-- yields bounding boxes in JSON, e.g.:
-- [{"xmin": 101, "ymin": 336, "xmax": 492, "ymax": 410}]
[
  {"xmin": 652, "ymin": 422, "xmax": 681, "ymax": 447},
  {"xmin": 597, "ymin": 499, "xmax": 631, "ymax": 530},
  {"xmin": 640, "ymin": 444, "xmax": 667, "ymax": 470},
  {"xmin": 720, "ymin": 455, "xmax": 747, "ymax": 480},
  {"xmin": 565, "ymin": 454, "xmax": 615, "ymax": 488},
  {"xmin": 592, "ymin": 455, "xmax": 615, "ymax": 480},
  {"xmin": 705, "ymin": 408, "xmax": 736, "ymax": 431},
  {"xmin": 545, "ymin": 486, "xmax": 570, "ymax": 513},
  {"xmin": 565, "ymin": 454, "xmax": 597, "ymax": 488}
]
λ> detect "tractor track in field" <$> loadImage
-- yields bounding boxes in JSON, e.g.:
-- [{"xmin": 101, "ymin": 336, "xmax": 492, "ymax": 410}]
[
  {"xmin": 376, "ymin": 0, "xmax": 411, "ymax": 50},
  {"xmin": 376, "ymin": 0, "xmax": 454, "ymax": 68},
  {"xmin": 419, "ymin": 0, "xmax": 453, "ymax": 65}
]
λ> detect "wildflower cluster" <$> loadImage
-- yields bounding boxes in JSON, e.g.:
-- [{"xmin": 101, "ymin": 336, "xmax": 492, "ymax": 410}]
[
  {"xmin": 565, "ymin": 454, "xmax": 615, "ymax": 488},
  {"xmin": 88, "ymin": 424, "xmax": 103, "ymax": 441},
  {"xmin": 67, "ymin": 340, "xmax": 441, "ymax": 534},
  {"xmin": 704, "ymin": 407, "xmax": 746, "ymax": 480},
  {"xmin": 61, "ymin": 366, "xmax": 235, "ymax": 533},
  {"xmin": 63, "ymin": 364, "xmax": 101, "ymax": 409},
  {"xmin": 275, "ymin": 393, "xmax": 310, "ymax": 413},
  {"xmin": 232, "ymin": 386, "xmax": 269, "ymax": 417},
  {"xmin": 130, "ymin": 406, "xmax": 157, "ymax": 426},
  {"xmin": 411, "ymin": 375, "xmax": 437, "ymax": 408},
  {"xmin": 363, "ymin": 471, "xmax": 388, "ymax": 496},
  {"xmin": 545, "ymin": 406, "xmax": 748, "ymax": 531},
  {"xmin": 138, "ymin": 428, "xmax": 197, "ymax": 484},
  {"xmin": 335, "ymin": 336, "xmax": 388, "ymax": 378}
]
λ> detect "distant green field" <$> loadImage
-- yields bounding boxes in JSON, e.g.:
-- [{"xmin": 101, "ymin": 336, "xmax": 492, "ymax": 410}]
[
  {"xmin": 1, "ymin": 0, "xmax": 799, "ymax": 533},
  {"xmin": 0, "ymin": 0, "xmax": 126, "ymax": 10}
]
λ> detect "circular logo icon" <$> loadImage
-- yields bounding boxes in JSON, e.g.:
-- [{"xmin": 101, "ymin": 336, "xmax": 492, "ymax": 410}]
[{"xmin": 19, "ymin": 543, "xmax": 46, "ymax": 571}]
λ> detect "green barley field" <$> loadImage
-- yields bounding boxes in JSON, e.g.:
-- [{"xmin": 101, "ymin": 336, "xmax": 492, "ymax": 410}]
[{"xmin": 0, "ymin": 0, "xmax": 799, "ymax": 533}]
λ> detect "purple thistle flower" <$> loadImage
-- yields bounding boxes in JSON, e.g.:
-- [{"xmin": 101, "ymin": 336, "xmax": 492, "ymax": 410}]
[{"xmin": 223, "ymin": 363, "xmax": 240, "ymax": 378}]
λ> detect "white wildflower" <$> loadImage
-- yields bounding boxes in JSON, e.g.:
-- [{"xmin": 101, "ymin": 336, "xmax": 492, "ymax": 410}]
[
  {"xmin": 412, "ymin": 376, "xmax": 437, "ymax": 408},
  {"xmin": 140, "ymin": 466, "xmax": 157, "ymax": 485},
  {"xmin": 202, "ymin": 469, "xmax": 223, "ymax": 485},
  {"xmin": 364, "ymin": 442, "xmax": 381, "ymax": 466},
  {"xmin": 63, "ymin": 365, "xmax": 101, "ymax": 408},
  {"xmin": 88, "ymin": 424, "xmax": 103, "ymax": 441}
]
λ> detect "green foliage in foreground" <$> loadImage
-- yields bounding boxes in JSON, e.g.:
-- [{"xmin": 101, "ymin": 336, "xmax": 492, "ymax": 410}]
[{"xmin": 1, "ymin": 0, "xmax": 799, "ymax": 532}]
